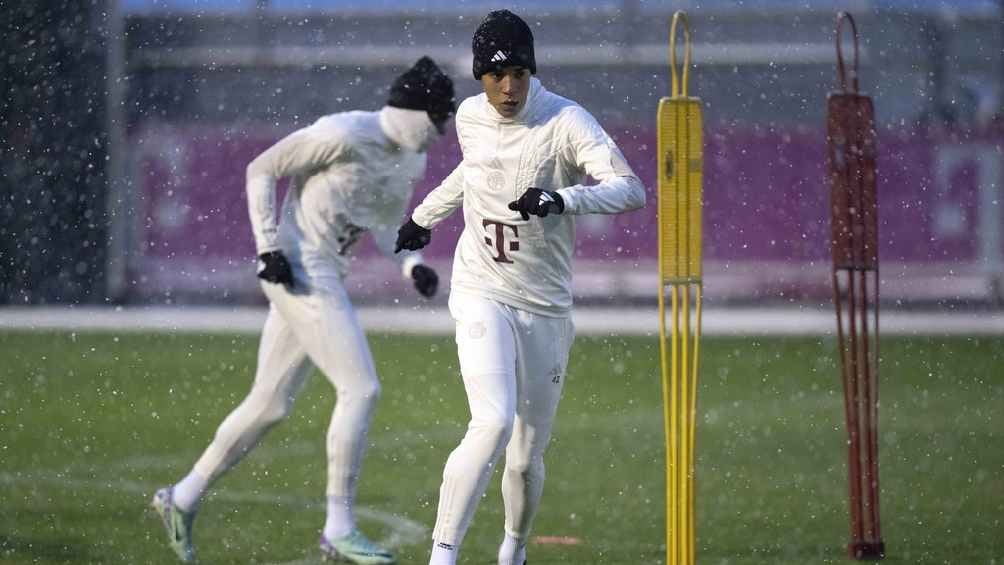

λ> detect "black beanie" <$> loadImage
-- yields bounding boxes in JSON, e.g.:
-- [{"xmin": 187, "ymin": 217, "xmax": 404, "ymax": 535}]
[
  {"xmin": 472, "ymin": 10, "xmax": 536, "ymax": 80},
  {"xmin": 387, "ymin": 56, "xmax": 456, "ymax": 120}
]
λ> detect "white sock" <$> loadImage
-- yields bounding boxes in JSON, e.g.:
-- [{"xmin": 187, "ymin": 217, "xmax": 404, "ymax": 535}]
[
  {"xmin": 172, "ymin": 470, "xmax": 209, "ymax": 513},
  {"xmin": 497, "ymin": 532, "xmax": 526, "ymax": 565},
  {"xmin": 429, "ymin": 540, "xmax": 458, "ymax": 565},
  {"xmin": 324, "ymin": 494, "xmax": 355, "ymax": 540}
]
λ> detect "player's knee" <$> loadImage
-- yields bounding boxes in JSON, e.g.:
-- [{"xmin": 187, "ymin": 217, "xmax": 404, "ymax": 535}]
[
  {"xmin": 505, "ymin": 454, "xmax": 544, "ymax": 479},
  {"xmin": 357, "ymin": 378, "xmax": 381, "ymax": 402},
  {"xmin": 336, "ymin": 376, "xmax": 381, "ymax": 405},
  {"xmin": 240, "ymin": 386, "xmax": 294, "ymax": 423},
  {"xmin": 471, "ymin": 413, "xmax": 514, "ymax": 449},
  {"xmin": 257, "ymin": 397, "xmax": 293, "ymax": 426}
]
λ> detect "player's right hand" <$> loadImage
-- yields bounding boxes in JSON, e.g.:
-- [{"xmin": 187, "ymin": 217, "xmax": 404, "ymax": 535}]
[
  {"xmin": 395, "ymin": 218, "xmax": 432, "ymax": 253},
  {"xmin": 257, "ymin": 250, "xmax": 294, "ymax": 287},
  {"xmin": 508, "ymin": 187, "xmax": 565, "ymax": 220}
]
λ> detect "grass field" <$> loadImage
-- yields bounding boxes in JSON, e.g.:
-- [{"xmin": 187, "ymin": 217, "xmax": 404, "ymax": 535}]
[{"xmin": 1, "ymin": 330, "xmax": 1002, "ymax": 564}]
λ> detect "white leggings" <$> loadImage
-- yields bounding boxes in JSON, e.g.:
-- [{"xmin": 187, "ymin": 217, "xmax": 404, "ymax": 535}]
[
  {"xmin": 433, "ymin": 292, "xmax": 575, "ymax": 545},
  {"xmin": 191, "ymin": 278, "xmax": 379, "ymax": 498}
]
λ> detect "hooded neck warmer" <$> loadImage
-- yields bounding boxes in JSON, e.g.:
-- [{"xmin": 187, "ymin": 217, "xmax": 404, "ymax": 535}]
[
  {"xmin": 486, "ymin": 77, "xmax": 543, "ymax": 124},
  {"xmin": 379, "ymin": 106, "xmax": 439, "ymax": 152}
]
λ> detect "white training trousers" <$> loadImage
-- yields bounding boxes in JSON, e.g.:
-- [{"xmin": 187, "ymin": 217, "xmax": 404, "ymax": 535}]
[
  {"xmin": 432, "ymin": 291, "xmax": 575, "ymax": 546},
  {"xmin": 192, "ymin": 277, "xmax": 380, "ymax": 498}
]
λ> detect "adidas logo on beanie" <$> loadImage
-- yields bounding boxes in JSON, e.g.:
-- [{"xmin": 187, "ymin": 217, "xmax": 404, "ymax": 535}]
[{"xmin": 472, "ymin": 10, "xmax": 536, "ymax": 80}]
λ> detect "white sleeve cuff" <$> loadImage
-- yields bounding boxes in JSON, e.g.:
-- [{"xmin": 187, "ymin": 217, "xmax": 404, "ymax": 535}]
[
  {"xmin": 557, "ymin": 187, "xmax": 578, "ymax": 215},
  {"xmin": 401, "ymin": 253, "xmax": 424, "ymax": 278}
]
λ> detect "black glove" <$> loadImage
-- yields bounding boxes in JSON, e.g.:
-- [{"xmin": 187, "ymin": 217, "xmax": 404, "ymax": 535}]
[
  {"xmin": 395, "ymin": 218, "xmax": 432, "ymax": 253},
  {"xmin": 411, "ymin": 264, "xmax": 439, "ymax": 298},
  {"xmin": 257, "ymin": 250, "xmax": 294, "ymax": 287},
  {"xmin": 507, "ymin": 188, "xmax": 565, "ymax": 220}
]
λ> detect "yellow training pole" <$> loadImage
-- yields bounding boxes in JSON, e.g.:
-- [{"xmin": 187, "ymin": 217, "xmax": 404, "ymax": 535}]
[{"xmin": 657, "ymin": 10, "xmax": 703, "ymax": 565}]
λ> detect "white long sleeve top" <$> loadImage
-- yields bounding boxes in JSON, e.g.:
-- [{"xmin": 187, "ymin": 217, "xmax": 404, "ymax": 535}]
[
  {"xmin": 246, "ymin": 107, "xmax": 427, "ymax": 282},
  {"xmin": 411, "ymin": 78, "xmax": 646, "ymax": 316}
]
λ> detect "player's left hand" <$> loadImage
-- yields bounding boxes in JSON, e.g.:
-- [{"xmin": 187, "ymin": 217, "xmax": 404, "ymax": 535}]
[
  {"xmin": 411, "ymin": 264, "xmax": 439, "ymax": 298},
  {"xmin": 257, "ymin": 250, "xmax": 295, "ymax": 288},
  {"xmin": 508, "ymin": 187, "xmax": 565, "ymax": 220},
  {"xmin": 395, "ymin": 218, "xmax": 432, "ymax": 253}
]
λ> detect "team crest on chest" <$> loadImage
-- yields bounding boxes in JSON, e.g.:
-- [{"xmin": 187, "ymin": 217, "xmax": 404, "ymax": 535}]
[{"xmin": 486, "ymin": 157, "xmax": 506, "ymax": 192}]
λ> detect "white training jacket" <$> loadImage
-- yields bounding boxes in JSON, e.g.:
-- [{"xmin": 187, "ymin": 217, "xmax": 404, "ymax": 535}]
[
  {"xmin": 246, "ymin": 107, "xmax": 428, "ymax": 283},
  {"xmin": 412, "ymin": 78, "xmax": 646, "ymax": 316}
]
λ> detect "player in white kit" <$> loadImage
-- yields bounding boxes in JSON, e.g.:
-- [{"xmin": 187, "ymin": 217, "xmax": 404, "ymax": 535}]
[
  {"xmin": 150, "ymin": 57, "xmax": 455, "ymax": 565},
  {"xmin": 395, "ymin": 11, "xmax": 646, "ymax": 565}
]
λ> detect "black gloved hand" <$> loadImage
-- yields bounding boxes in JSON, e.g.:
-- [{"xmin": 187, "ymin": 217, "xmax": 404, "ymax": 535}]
[
  {"xmin": 507, "ymin": 188, "xmax": 565, "ymax": 220},
  {"xmin": 411, "ymin": 264, "xmax": 439, "ymax": 298},
  {"xmin": 257, "ymin": 250, "xmax": 294, "ymax": 287},
  {"xmin": 395, "ymin": 218, "xmax": 432, "ymax": 253}
]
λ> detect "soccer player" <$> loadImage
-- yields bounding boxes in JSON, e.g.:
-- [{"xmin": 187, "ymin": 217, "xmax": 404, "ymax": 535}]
[
  {"xmin": 151, "ymin": 56, "xmax": 455, "ymax": 564},
  {"xmin": 395, "ymin": 11, "xmax": 646, "ymax": 565}
]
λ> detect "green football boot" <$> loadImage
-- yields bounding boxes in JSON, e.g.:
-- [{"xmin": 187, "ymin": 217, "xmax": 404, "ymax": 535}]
[
  {"xmin": 319, "ymin": 529, "xmax": 395, "ymax": 564},
  {"xmin": 151, "ymin": 487, "xmax": 196, "ymax": 563}
]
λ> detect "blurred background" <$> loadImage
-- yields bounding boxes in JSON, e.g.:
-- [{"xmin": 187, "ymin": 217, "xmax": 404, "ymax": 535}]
[{"xmin": 3, "ymin": 0, "xmax": 1003, "ymax": 307}]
